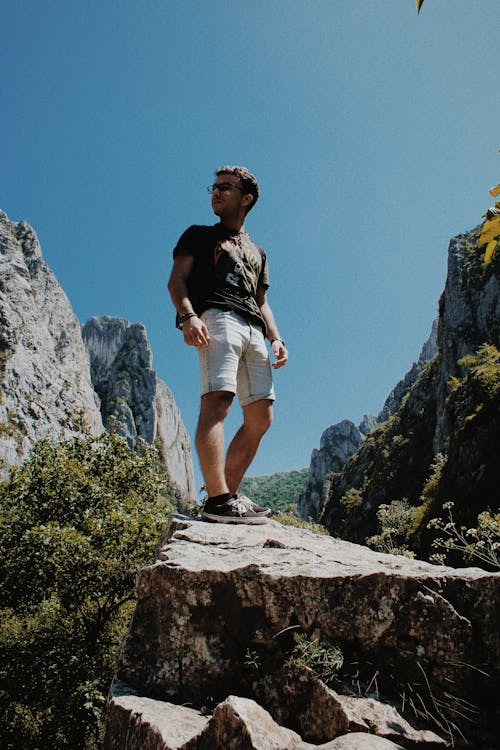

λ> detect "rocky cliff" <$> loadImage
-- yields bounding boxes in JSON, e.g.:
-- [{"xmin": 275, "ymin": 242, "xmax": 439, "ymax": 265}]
[
  {"xmin": 298, "ymin": 322, "xmax": 438, "ymax": 522},
  {"xmin": 105, "ymin": 515, "xmax": 500, "ymax": 749},
  {"xmin": 0, "ymin": 210, "xmax": 102, "ymax": 468},
  {"xmin": 321, "ymin": 224, "xmax": 500, "ymax": 555},
  {"xmin": 0, "ymin": 210, "xmax": 195, "ymax": 501},
  {"xmin": 297, "ymin": 420, "xmax": 367, "ymax": 520},
  {"xmin": 82, "ymin": 316, "xmax": 195, "ymax": 499},
  {"xmin": 377, "ymin": 319, "xmax": 438, "ymax": 423}
]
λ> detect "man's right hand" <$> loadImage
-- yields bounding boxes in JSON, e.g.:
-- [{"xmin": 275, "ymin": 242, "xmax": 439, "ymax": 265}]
[{"xmin": 182, "ymin": 315, "xmax": 210, "ymax": 347}]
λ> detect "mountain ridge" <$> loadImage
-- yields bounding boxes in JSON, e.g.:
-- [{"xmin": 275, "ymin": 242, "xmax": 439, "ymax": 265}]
[{"xmin": 0, "ymin": 210, "xmax": 195, "ymax": 498}]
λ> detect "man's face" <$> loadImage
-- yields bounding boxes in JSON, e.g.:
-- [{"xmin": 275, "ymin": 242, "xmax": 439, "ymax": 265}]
[{"xmin": 211, "ymin": 174, "xmax": 249, "ymax": 218}]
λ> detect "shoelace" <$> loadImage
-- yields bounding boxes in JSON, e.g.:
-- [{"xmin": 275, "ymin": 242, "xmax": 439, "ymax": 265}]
[
  {"xmin": 234, "ymin": 495, "xmax": 255, "ymax": 509},
  {"xmin": 228, "ymin": 499, "xmax": 250, "ymax": 516}
]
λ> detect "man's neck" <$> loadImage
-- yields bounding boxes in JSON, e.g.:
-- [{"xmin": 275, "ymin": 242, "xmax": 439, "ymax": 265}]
[{"xmin": 220, "ymin": 218, "xmax": 245, "ymax": 233}]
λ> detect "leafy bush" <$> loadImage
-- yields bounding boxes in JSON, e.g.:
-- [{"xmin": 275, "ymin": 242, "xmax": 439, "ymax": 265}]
[
  {"xmin": 366, "ymin": 499, "xmax": 417, "ymax": 558},
  {"xmin": 418, "ymin": 453, "xmax": 446, "ymax": 509},
  {"xmin": 459, "ymin": 343, "xmax": 500, "ymax": 400},
  {"xmin": 340, "ymin": 487, "xmax": 364, "ymax": 514},
  {"xmin": 289, "ymin": 632, "xmax": 343, "ymax": 685},
  {"xmin": 0, "ymin": 432, "xmax": 176, "ymax": 749},
  {"xmin": 274, "ymin": 505, "xmax": 328, "ymax": 535}
]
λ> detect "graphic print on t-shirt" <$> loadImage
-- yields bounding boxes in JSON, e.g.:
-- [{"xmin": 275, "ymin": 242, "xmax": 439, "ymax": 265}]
[{"xmin": 213, "ymin": 237, "xmax": 262, "ymax": 299}]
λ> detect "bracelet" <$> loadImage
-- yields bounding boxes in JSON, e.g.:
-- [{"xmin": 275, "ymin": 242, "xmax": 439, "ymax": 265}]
[
  {"xmin": 177, "ymin": 312, "xmax": 197, "ymax": 330},
  {"xmin": 271, "ymin": 337, "xmax": 286, "ymax": 348},
  {"xmin": 179, "ymin": 311, "xmax": 196, "ymax": 323}
]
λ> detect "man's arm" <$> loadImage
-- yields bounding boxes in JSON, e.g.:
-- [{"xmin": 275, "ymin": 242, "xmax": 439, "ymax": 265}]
[
  {"xmin": 167, "ymin": 254, "xmax": 210, "ymax": 347},
  {"xmin": 256, "ymin": 284, "xmax": 288, "ymax": 369}
]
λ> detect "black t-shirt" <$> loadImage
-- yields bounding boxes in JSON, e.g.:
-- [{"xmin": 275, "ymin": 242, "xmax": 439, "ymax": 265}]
[{"xmin": 173, "ymin": 223, "xmax": 269, "ymax": 333}]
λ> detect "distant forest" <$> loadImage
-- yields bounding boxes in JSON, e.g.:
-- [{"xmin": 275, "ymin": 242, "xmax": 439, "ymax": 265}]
[{"xmin": 240, "ymin": 468, "xmax": 309, "ymax": 513}]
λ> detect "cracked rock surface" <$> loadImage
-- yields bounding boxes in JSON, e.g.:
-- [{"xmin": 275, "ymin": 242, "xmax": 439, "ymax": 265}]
[{"xmin": 109, "ymin": 516, "xmax": 499, "ymax": 748}]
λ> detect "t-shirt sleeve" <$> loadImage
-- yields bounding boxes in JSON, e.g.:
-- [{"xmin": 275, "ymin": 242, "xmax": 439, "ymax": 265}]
[
  {"xmin": 173, "ymin": 225, "xmax": 201, "ymax": 258},
  {"xmin": 259, "ymin": 249, "xmax": 270, "ymax": 289}
]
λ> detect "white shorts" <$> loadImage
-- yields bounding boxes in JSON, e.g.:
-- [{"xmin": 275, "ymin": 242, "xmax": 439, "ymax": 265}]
[{"xmin": 198, "ymin": 309, "xmax": 275, "ymax": 406}]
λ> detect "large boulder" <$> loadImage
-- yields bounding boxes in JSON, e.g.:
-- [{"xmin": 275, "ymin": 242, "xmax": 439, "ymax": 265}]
[
  {"xmin": 112, "ymin": 516, "xmax": 499, "ymax": 748},
  {"xmin": 104, "ymin": 690, "xmax": 208, "ymax": 750},
  {"xmin": 198, "ymin": 695, "xmax": 312, "ymax": 750}
]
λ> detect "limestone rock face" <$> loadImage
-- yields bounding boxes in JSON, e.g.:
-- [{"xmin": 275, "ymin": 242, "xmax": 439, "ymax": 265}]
[
  {"xmin": 298, "ymin": 321, "xmax": 438, "ymax": 522},
  {"xmin": 0, "ymin": 210, "xmax": 102, "ymax": 468},
  {"xmin": 434, "ymin": 228, "xmax": 500, "ymax": 450},
  {"xmin": 296, "ymin": 420, "xmax": 365, "ymax": 519},
  {"xmin": 377, "ymin": 319, "xmax": 438, "ymax": 423},
  {"xmin": 111, "ymin": 516, "xmax": 499, "ymax": 748},
  {"xmin": 82, "ymin": 316, "xmax": 195, "ymax": 499},
  {"xmin": 321, "ymin": 226, "xmax": 500, "ymax": 550}
]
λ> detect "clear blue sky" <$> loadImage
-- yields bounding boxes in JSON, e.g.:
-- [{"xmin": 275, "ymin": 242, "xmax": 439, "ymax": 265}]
[{"xmin": 2, "ymin": 1, "xmax": 499, "ymax": 495}]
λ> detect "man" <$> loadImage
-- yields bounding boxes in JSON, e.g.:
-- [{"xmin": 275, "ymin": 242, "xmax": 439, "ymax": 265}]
[{"xmin": 168, "ymin": 166, "xmax": 287, "ymax": 524}]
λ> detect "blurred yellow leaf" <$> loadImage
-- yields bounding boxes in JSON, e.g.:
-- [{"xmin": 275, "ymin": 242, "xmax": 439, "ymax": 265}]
[
  {"xmin": 479, "ymin": 215, "xmax": 500, "ymax": 246},
  {"xmin": 484, "ymin": 241, "xmax": 497, "ymax": 265},
  {"xmin": 489, "ymin": 184, "xmax": 500, "ymax": 198},
  {"xmin": 416, "ymin": 0, "xmax": 425, "ymax": 11}
]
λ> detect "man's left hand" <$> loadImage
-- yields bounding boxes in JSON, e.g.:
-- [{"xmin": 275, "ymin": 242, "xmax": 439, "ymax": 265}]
[{"xmin": 271, "ymin": 340, "xmax": 288, "ymax": 369}]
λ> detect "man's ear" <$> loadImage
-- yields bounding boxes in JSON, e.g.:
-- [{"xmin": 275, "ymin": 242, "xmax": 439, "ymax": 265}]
[{"xmin": 243, "ymin": 193, "xmax": 253, "ymax": 209}]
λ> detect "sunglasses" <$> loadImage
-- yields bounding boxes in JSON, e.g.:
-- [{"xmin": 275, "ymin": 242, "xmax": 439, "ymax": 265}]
[{"xmin": 207, "ymin": 182, "xmax": 244, "ymax": 194}]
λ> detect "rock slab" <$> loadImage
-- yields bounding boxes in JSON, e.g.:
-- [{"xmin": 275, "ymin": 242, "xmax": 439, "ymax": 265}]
[{"xmin": 114, "ymin": 516, "xmax": 498, "ymax": 746}]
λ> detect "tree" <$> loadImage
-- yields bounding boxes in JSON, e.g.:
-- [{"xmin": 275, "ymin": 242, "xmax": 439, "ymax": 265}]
[{"xmin": 0, "ymin": 432, "xmax": 177, "ymax": 749}]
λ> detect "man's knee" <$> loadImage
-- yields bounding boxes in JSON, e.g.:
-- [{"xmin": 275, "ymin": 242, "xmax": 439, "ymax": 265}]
[
  {"xmin": 199, "ymin": 390, "xmax": 234, "ymax": 422},
  {"xmin": 244, "ymin": 399, "xmax": 273, "ymax": 436}
]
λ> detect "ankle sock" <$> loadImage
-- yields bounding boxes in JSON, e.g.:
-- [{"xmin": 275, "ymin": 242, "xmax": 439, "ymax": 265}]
[{"xmin": 206, "ymin": 492, "xmax": 232, "ymax": 507}]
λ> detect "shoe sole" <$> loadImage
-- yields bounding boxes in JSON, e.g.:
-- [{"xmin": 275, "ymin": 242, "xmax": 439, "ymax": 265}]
[{"xmin": 201, "ymin": 511, "xmax": 268, "ymax": 525}]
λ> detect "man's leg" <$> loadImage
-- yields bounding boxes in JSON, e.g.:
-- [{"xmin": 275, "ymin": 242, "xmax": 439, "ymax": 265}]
[
  {"xmin": 225, "ymin": 398, "xmax": 273, "ymax": 495},
  {"xmin": 196, "ymin": 390, "xmax": 234, "ymax": 498}
]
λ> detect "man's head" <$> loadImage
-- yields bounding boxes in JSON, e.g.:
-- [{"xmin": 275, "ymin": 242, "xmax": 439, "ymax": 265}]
[{"xmin": 214, "ymin": 165, "xmax": 259, "ymax": 215}]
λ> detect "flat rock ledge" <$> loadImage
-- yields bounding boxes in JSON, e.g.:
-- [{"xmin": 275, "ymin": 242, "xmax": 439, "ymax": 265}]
[{"xmin": 107, "ymin": 515, "xmax": 500, "ymax": 749}]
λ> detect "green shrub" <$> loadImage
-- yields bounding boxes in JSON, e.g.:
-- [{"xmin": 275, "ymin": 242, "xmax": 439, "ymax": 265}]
[
  {"xmin": 340, "ymin": 487, "xmax": 364, "ymax": 514},
  {"xmin": 0, "ymin": 432, "xmax": 176, "ymax": 749},
  {"xmin": 366, "ymin": 499, "xmax": 417, "ymax": 557},
  {"xmin": 289, "ymin": 632, "xmax": 343, "ymax": 685},
  {"xmin": 459, "ymin": 343, "xmax": 500, "ymax": 400},
  {"xmin": 274, "ymin": 505, "xmax": 328, "ymax": 535}
]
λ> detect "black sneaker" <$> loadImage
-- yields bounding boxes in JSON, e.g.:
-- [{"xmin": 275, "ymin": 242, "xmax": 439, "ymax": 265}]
[
  {"xmin": 202, "ymin": 497, "xmax": 269, "ymax": 524},
  {"xmin": 235, "ymin": 494, "xmax": 272, "ymax": 517}
]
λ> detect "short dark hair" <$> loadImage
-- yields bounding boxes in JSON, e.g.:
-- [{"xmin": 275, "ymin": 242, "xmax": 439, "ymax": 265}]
[{"xmin": 215, "ymin": 165, "xmax": 259, "ymax": 213}]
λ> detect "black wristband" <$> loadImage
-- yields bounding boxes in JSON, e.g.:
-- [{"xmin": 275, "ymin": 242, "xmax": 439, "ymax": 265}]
[
  {"xmin": 271, "ymin": 337, "xmax": 286, "ymax": 348},
  {"xmin": 177, "ymin": 312, "xmax": 197, "ymax": 330}
]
